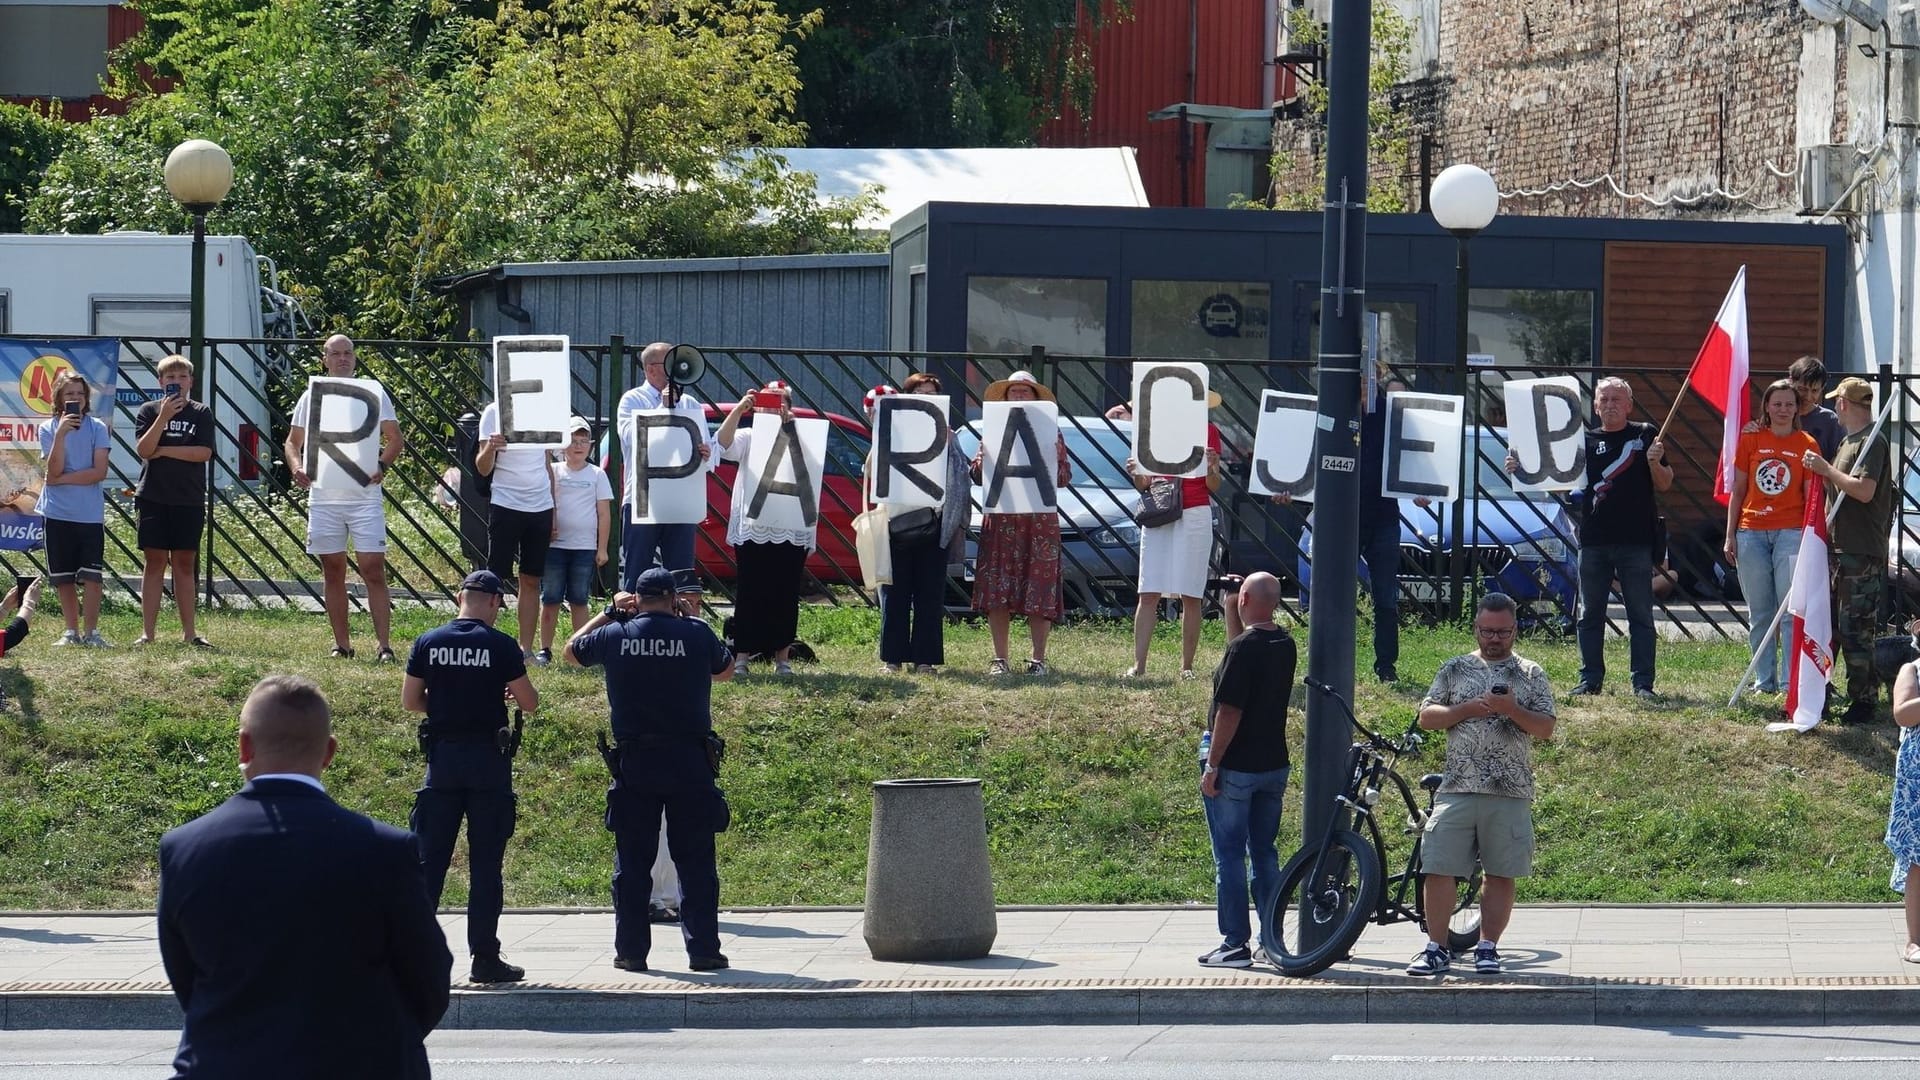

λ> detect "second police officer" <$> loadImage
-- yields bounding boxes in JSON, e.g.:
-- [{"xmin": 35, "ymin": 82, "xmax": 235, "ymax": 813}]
[
  {"xmin": 402, "ymin": 569, "xmax": 539, "ymax": 984},
  {"xmin": 564, "ymin": 567, "xmax": 734, "ymax": 973}
]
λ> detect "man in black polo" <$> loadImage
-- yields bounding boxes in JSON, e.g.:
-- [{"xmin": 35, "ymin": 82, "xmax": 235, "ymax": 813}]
[
  {"xmin": 402, "ymin": 569, "xmax": 539, "ymax": 984},
  {"xmin": 564, "ymin": 567, "xmax": 734, "ymax": 973}
]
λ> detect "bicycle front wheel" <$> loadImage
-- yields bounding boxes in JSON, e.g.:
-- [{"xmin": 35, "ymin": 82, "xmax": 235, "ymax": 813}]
[{"xmin": 1260, "ymin": 829, "xmax": 1383, "ymax": 977}]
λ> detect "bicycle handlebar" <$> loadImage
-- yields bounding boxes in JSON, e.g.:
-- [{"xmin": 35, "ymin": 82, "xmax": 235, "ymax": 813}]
[{"xmin": 1301, "ymin": 676, "xmax": 1424, "ymax": 754}]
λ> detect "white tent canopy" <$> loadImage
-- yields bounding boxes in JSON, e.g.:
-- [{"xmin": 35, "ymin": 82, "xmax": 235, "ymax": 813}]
[{"xmin": 768, "ymin": 147, "xmax": 1149, "ymax": 230}]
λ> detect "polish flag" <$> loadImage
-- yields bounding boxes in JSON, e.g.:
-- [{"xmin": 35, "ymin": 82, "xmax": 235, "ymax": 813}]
[
  {"xmin": 1771, "ymin": 482, "xmax": 1833, "ymax": 734},
  {"xmin": 1683, "ymin": 267, "xmax": 1751, "ymax": 504}
]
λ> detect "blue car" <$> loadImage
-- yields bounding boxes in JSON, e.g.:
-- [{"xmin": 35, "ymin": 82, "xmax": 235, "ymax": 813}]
[{"xmin": 1297, "ymin": 428, "xmax": 1578, "ymax": 627}]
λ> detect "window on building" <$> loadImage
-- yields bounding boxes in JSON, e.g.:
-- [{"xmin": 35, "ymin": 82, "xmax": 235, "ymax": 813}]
[
  {"xmin": 92, "ymin": 299, "xmax": 189, "ymax": 371},
  {"xmin": 965, "ymin": 276, "xmax": 1107, "ymax": 357},
  {"xmin": 0, "ymin": 6, "xmax": 109, "ymax": 99},
  {"xmin": 1130, "ymin": 280, "xmax": 1271, "ymax": 361},
  {"xmin": 0, "ymin": 292, "xmax": 9, "ymax": 334},
  {"xmin": 1466, "ymin": 288, "xmax": 1596, "ymax": 425}
]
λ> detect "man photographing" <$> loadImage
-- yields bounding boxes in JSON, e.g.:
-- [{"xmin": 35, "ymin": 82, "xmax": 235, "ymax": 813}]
[
  {"xmin": 402, "ymin": 569, "xmax": 539, "ymax": 984},
  {"xmin": 566, "ymin": 567, "xmax": 734, "ymax": 973}
]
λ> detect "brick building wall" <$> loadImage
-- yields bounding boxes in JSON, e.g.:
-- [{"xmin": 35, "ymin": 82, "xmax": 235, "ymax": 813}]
[{"xmin": 1273, "ymin": 0, "xmax": 1838, "ymax": 219}]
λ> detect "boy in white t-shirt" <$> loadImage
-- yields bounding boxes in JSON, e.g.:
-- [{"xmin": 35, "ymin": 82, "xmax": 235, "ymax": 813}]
[
  {"xmin": 537, "ymin": 417, "xmax": 613, "ymax": 665},
  {"xmin": 477, "ymin": 400, "xmax": 559, "ymax": 659}
]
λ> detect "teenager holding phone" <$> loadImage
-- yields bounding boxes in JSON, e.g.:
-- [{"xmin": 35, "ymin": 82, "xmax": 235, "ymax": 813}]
[
  {"xmin": 133, "ymin": 355, "xmax": 216, "ymax": 648},
  {"xmin": 40, "ymin": 370, "xmax": 111, "ymax": 647}
]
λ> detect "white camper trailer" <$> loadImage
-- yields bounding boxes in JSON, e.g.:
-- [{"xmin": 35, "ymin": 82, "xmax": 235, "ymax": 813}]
[{"xmin": 0, "ymin": 233, "xmax": 288, "ymax": 489}]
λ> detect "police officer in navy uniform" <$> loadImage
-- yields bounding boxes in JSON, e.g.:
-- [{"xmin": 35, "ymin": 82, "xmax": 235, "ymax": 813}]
[
  {"xmin": 564, "ymin": 566, "xmax": 734, "ymax": 972},
  {"xmin": 402, "ymin": 569, "xmax": 539, "ymax": 984}
]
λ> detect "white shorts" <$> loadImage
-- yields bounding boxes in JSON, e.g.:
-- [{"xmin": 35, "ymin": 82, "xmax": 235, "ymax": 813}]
[
  {"xmin": 1137, "ymin": 505, "xmax": 1212, "ymax": 598},
  {"xmin": 307, "ymin": 500, "xmax": 388, "ymax": 555}
]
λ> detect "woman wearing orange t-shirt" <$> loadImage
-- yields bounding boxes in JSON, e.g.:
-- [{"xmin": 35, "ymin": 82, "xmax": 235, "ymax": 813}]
[{"xmin": 1724, "ymin": 379, "xmax": 1820, "ymax": 693}]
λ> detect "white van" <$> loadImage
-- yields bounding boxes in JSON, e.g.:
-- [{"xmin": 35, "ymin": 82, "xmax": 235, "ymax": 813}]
[{"xmin": 0, "ymin": 232, "xmax": 292, "ymax": 489}]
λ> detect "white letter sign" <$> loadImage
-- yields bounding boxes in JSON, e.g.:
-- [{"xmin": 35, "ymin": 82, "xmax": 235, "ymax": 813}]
[
  {"xmin": 740, "ymin": 413, "xmax": 828, "ymax": 533},
  {"xmin": 1502, "ymin": 376, "xmax": 1587, "ymax": 493},
  {"xmin": 1249, "ymin": 390, "xmax": 1319, "ymax": 499},
  {"xmin": 1131, "ymin": 361, "xmax": 1209, "ymax": 479},
  {"xmin": 305, "ymin": 377, "xmax": 384, "ymax": 492},
  {"xmin": 981, "ymin": 401, "xmax": 1060, "ymax": 514},
  {"xmin": 490, "ymin": 335, "xmax": 571, "ymax": 448},
  {"xmin": 1383, "ymin": 392, "xmax": 1465, "ymax": 501},
  {"xmin": 874, "ymin": 395, "xmax": 949, "ymax": 510},
  {"xmin": 622, "ymin": 409, "xmax": 708, "ymax": 524}
]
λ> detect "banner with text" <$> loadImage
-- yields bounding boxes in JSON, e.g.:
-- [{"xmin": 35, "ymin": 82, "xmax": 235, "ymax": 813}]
[
  {"xmin": 0, "ymin": 338, "xmax": 118, "ymax": 550},
  {"xmin": 873, "ymin": 395, "xmax": 950, "ymax": 510},
  {"xmin": 739, "ymin": 413, "xmax": 828, "ymax": 533},
  {"xmin": 1501, "ymin": 377, "xmax": 1586, "ymax": 494},
  {"xmin": 1382, "ymin": 392, "xmax": 1466, "ymax": 501},
  {"xmin": 1248, "ymin": 390, "xmax": 1318, "ymax": 499},
  {"xmin": 1130, "ymin": 361, "xmax": 1210, "ymax": 479},
  {"xmin": 622, "ymin": 408, "xmax": 709, "ymax": 524},
  {"xmin": 491, "ymin": 335, "xmax": 571, "ymax": 449},
  {"xmin": 981, "ymin": 401, "xmax": 1060, "ymax": 514}
]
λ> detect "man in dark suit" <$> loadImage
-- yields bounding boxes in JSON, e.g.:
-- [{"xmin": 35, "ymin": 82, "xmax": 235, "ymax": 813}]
[{"xmin": 157, "ymin": 674, "xmax": 453, "ymax": 1079}]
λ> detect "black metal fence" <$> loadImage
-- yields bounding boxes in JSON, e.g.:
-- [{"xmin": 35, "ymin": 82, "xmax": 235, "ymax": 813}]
[{"xmin": 21, "ymin": 336, "xmax": 1920, "ymax": 640}]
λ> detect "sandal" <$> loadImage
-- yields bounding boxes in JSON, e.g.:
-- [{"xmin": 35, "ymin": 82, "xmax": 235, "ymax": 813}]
[
  {"xmin": 187, "ymin": 636, "xmax": 215, "ymax": 650},
  {"xmin": 374, "ymin": 646, "xmax": 398, "ymax": 664},
  {"xmin": 131, "ymin": 636, "xmax": 155, "ymax": 647},
  {"xmin": 329, "ymin": 646, "xmax": 355, "ymax": 659}
]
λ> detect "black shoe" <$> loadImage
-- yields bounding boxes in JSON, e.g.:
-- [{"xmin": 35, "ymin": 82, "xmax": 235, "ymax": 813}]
[
  {"xmin": 1840, "ymin": 700, "xmax": 1877, "ymax": 726},
  {"xmin": 688, "ymin": 953, "xmax": 730, "ymax": 972},
  {"xmin": 1375, "ymin": 667, "xmax": 1397, "ymax": 683},
  {"xmin": 469, "ymin": 954, "xmax": 525, "ymax": 983},
  {"xmin": 612, "ymin": 955, "xmax": 649, "ymax": 972},
  {"xmin": 1567, "ymin": 683, "xmax": 1601, "ymax": 697}
]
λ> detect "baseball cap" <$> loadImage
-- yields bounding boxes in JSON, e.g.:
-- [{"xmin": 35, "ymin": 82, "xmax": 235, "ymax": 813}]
[
  {"xmin": 635, "ymin": 567, "xmax": 677, "ymax": 598},
  {"xmin": 459, "ymin": 569, "xmax": 507, "ymax": 595},
  {"xmin": 1825, "ymin": 377, "xmax": 1873, "ymax": 404},
  {"xmin": 567, "ymin": 415, "xmax": 592, "ymax": 435}
]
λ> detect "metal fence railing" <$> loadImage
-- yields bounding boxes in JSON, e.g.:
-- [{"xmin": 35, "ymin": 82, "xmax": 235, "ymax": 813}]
[{"xmin": 14, "ymin": 337, "xmax": 1914, "ymax": 639}]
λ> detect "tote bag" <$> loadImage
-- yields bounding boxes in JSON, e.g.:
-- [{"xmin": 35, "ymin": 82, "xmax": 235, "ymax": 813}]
[{"xmin": 853, "ymin": 469, "xmax": 892, "ymax": 589}]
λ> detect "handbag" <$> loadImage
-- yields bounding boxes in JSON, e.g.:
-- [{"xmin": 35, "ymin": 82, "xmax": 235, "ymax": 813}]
[
  {"xmin": 888, "ymin": 506, "xmax": 940, "ymax": 547},
  {"xmin": 853, "ymin": 469, "xmax": 892, "ymax": 589},
  {"xmin": 1132, "ymin": 476, "xmax": 1183, "ymax": 529}
]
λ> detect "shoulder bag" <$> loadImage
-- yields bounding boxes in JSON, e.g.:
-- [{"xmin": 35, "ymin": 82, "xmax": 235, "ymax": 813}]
[{"xmin": 1132, "ymin": 476, "xmax": 1183, "ymax": 529}]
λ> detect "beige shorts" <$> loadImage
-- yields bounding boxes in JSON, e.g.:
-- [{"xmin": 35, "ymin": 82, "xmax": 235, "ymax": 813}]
[{"xmin": 1419, "ymin": 792, "xmax": 1534, "ymax": 879}]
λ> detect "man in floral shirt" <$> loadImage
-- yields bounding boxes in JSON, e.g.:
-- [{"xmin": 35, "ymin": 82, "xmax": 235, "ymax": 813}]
[{"xmin": 1406, "ymin": 592, "xmax": 1557, "ymax": 977}]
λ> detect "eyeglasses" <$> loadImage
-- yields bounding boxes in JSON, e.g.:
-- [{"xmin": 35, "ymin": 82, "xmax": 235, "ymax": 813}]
[{"xmin": 1475, "ymin": 626, "xmax": 1516, "ymax": 638}]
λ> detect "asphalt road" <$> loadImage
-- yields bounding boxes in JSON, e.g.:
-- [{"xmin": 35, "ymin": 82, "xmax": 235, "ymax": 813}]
[{"xmin": 6, "ymin": 1024, "xmax": 1920, "ymax": 1079}]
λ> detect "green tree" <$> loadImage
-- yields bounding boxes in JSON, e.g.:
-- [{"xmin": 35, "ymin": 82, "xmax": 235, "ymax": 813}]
[
  {"xmin": 780, "ymin": 0, "xmax": 1125, "ymax": 147},
  {"xmin": 1255, "ymin": 4, "xmax": 1415, "ymax": 212},
  {"xmin": 0, "ymin": 103, "xmax": 68, "ymax": 234}
]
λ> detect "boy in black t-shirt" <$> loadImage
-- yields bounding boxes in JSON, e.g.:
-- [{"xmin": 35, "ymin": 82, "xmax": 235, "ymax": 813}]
[
  {"xmin": 1197, "ymin": 571, "xmax": 1297, "ymax": 969},
  {"xmin": 132, "ymin": 355, "xmax": 216, "ymax": 648}
]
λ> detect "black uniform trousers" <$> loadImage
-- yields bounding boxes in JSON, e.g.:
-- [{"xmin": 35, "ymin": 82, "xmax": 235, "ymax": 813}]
[
  {"xmin": 412, "ymin": 740, "xmax": 516, "ymax": 958},
  {"xmin": 606, "ymin": 743, "xmax": 724, "ymax": 964}
]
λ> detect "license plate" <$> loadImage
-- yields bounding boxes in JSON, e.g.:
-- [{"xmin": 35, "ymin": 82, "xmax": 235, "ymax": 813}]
[{"xmin": 1403, "ymin": 580, "xmax": 1447, "ymax": 604}]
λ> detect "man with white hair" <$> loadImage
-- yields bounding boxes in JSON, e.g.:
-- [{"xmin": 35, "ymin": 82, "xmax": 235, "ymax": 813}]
[{"xmin": 1508, "ymin": 376, "xmax": 1671, "ymax": 698}]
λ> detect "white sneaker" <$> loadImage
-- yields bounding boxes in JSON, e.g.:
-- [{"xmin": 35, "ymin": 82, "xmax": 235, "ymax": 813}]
[
  {"xmin": 82, "ymin": 631, "xmax": 112, "ymax": 648},
  {"xmin": 52, "ymin": 630, "xmax": 79, "ymax": 647}
]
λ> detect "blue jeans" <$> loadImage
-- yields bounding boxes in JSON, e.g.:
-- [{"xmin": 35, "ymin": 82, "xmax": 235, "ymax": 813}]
[
  {"xmin": 1360, "ymin": 517, "xmax": 1401, "ymax": 679},
  {"xmin": 1576, "ymin": 543, "xmax": 1656, "ymax": 692},
  {"xmin": 1736, "ymin": 527, "xmax": 1801, "ymax": 692},
  {"xmin": 541, "ymin": 547, "xmax": 596, "ymax": 607},
  {"xmin": 621, "ymin": 517, "xmax": 698, "ymax": 593},
  {"xmin": 1202, "ymin": 765, "xmax": 1289, "ymax": 947}
]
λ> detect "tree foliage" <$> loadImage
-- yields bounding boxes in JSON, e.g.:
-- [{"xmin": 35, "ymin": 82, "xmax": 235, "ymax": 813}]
[
  {"xmin": 781, "ymin": 0, "xmax": 1124, "ymax": 147},
  {"xmin": 1257, "ymin": 5, "xmax": 1415, "ymax": 213},
  {"xmin": 23, "ymin": 0, "xmax": 876, "ymax": 338},
  {"xmin": 0, "ymin": 103, "xmax": 67, "ymax": 234}
]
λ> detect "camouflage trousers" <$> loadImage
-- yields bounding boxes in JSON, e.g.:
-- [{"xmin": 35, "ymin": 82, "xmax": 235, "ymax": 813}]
[{"xmin": 1831, "ymin": 552, "xmax": 1883, "ymax": 705}]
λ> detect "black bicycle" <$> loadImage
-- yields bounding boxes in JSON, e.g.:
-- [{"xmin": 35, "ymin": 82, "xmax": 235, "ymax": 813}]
[{"xmin": 1258, "ymin": 676, "xmax": 1483, "ymax": 977}]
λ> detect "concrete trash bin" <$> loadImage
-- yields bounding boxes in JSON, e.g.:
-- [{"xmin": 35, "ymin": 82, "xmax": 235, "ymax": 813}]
[{"xmin": 863, "ymin": 777, "xmax": 997, "ymax": 962}]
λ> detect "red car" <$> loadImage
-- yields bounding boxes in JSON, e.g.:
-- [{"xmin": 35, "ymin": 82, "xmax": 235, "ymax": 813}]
[{"xmin": 605, "ymin": 403, "xmax": 873, "ymax": 585}]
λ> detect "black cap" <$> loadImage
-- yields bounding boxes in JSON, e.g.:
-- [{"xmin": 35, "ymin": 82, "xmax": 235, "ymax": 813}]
[
  {"xmin": 460, "ymin": 569, "xmax": 507, "ymax": 595},
  {"xmin": 635, "ymin": 567, "xmax": 676, "ymax": 598}
]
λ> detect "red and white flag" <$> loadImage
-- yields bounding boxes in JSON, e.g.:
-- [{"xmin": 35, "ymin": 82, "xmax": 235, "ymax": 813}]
[
  {"xmin": 1771, "ymin": 482, "xmax": 1833, "ymax": 733},
  {"xmin": 1684, "ymin": 267, "xmax": 1751, "ymax": 504}
]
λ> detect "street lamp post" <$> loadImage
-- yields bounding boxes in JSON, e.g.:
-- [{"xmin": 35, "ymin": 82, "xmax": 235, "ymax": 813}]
[
  {"xmin": 163, "ymin": 139, "xmax": 233, "ymax": 607},
  {"xmin": 1428, "ymin": 163, "xmax": 1499, "ymax": 624}
]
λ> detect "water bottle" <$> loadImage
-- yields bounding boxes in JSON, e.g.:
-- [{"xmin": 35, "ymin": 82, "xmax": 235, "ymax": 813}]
[{"xmin": 1197, "ymin": 730, "xmax": 1212, "ymax": 768}]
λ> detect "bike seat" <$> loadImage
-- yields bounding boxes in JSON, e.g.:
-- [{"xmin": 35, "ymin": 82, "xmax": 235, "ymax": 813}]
[{"xmin": 1418, "ymin": 773, "xmax": 1444, "ymax": 792}]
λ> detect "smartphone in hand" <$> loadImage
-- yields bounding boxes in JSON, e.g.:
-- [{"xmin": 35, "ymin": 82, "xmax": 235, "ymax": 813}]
[
  {"xmin": 1490, "ymin": 683, "xmax": 1511, "ymax": 695},
  {"xmin": 753, "ymin": 389, "xmax": 784, "ymax": 412},
  {"xmin": 164, "ymin": 384, "xmax": 181, "ymax": 399},
  {"xmin": 62, "ymin": 402, "xmax": 80, "ymax": 416}
]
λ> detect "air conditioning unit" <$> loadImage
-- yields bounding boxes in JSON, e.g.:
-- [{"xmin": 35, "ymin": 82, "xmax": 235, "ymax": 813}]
[{"xmin": 1798, "ymin": 143, "xmax": 1859, "ymax": 216}]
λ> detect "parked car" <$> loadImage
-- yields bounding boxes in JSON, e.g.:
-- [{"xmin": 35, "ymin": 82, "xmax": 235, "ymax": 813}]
[
  {"xmin": 953, "ymin": 416, "xmax": 1148, "ymax": 616},
  {"xmin": 1297, "ymin": 428, "xmax": 1578, "ymax": 628},
  {"xmin": 601, "ymin": 403, "xmax": 873, "ymax": 586}
]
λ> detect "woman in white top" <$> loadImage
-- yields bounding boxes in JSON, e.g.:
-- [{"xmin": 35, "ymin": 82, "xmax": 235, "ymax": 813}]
[{"xmin": 715, "ymin": 383, "xmax": 815, "ymax": 676}]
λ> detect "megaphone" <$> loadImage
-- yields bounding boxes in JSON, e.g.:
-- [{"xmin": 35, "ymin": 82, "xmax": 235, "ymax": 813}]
[{"xmin": 666, "ymin": 344, "xmax": 706, "ymax": 385}]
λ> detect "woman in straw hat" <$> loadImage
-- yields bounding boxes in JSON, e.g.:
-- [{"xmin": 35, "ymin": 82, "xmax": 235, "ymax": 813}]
[
  {"xmin": 1123, "ymin": 388, "xmax": 1222, "ymax": 680},
  {"xmin": 971, "ymin": 371, "xmax": 1070, "ymax": 676}
]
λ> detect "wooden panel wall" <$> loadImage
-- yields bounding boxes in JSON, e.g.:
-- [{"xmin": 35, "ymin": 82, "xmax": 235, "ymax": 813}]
[{"xmin": 1603, "ymin": 242, "xmax": 1829, "ymax": 546}]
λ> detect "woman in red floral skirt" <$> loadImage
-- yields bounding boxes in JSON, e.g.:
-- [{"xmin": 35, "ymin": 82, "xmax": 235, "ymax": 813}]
[{"xmin": 970, "ymin": 371, "xmax": 1071, "ymax": 676}]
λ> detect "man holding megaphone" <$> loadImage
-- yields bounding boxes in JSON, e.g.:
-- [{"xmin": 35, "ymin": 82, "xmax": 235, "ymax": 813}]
[{"xmin": 616, "ymin": 341, "xmax": 714, "ymax": 616}]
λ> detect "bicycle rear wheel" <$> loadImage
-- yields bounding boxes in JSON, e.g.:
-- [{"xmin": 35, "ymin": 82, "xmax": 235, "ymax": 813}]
[
  {"xmin": 1415, "ymin": 869, "xmax": 1484, "ymax": 952},
  {"xmin": 1259, "ymin": 829, "xmax": 1383, "ymax": 977}
]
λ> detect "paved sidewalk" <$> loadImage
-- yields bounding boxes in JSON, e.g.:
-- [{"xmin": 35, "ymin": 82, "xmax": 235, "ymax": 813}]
[{"xmin": 0, "ymin": 905, "xmax": 1914, "ymax": 1030}]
